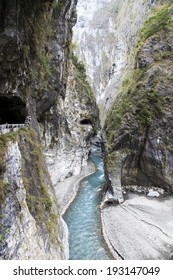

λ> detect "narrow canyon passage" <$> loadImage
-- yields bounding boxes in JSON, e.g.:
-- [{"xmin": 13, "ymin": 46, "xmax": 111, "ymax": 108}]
[{"xmin": 63, "ymin": 149, "xmax": 112, "ymax": 260}]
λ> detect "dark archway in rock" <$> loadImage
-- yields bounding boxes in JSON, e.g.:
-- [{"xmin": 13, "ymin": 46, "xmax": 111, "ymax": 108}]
[
  {"xmin": 0, "ymin": 96, "xmax": 26, "ymax": 124},
  {"xmin": 80, "ymin": 119, "xmax": 92, "ymax": 125}
]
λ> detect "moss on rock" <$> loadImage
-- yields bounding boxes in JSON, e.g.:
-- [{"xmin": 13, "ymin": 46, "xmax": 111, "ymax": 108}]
[
  {"xmin": 104, "ymin": 2, "xmax": 173, "ymax": 191},
  {"xmin": 18, "ymin": 128, "xmax": 60, "ymax": 244}
]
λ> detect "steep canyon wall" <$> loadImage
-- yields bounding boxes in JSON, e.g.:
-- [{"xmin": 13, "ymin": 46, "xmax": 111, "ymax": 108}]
[
  {"xmin": 73, "ymin": 0, "xmax": 158, "ymax": 122},
  {"xmin": 73, "ymin": 0, "xmax": 173, "ymax": 199},
  {"xmin": 0, "ymin": 0, "xmax": 99, "ymax": 259}
]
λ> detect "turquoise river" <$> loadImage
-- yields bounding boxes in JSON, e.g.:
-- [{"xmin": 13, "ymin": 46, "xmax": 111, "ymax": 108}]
[{"xmin": 64, "ymin": 149, "xmax": 112, "ymax": 260}]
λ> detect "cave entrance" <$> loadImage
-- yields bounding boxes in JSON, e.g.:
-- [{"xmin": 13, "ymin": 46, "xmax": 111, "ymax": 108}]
[
  {"xmin": 0, "ymin": 96, "xmax": 26, "ymax": 124},
  {"xmin": 80, "ymin": 119, "xmax": 92, "ymax": 125}
]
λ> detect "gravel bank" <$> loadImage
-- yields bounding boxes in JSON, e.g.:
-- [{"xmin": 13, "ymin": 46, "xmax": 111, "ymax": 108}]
[{"xmin": 101, "ymin": 193, "xmax": 173, "ymax": 260}]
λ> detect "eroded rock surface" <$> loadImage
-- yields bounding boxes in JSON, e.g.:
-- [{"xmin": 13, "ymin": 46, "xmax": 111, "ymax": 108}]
[
  {"xmin": 102, "ymin": 2, "xmax": 173, "ymax": 259},
  {"xmin": 73, "ymin": 0, "xmax": 157, "ymax": 122},
  {"xmin": 0, "ymin": 0, "xmax": 100, "ymax": 259},
  {"xmin": 105, "ymin": 8, "xmax": 173, "ymax": 196}
]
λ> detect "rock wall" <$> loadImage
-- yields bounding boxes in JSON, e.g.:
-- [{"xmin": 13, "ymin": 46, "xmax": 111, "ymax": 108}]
[
  {"xmin": 43, "ymin": 59, "xmax": 99, "ymax": 186},
  {"xmin": 71, "ymin": 0, "xmax": 173, "ymax": 261},
  {"xmin": 104, "ymin": 2, "xmax": 173, "ymax": 200},
  {"xmin": 73, "ymin": 0, "xmax": 173, "ymax": 200},
  {"xmin": 0, "ymin": 0, "xmax": 99, "ymax": 259},
  {"xmin": 73, "ymin": 0, "xmax": 158, "ymax": 122},
  {"xmin": 0, "ymin": 140, "xmax": 59, "ymax": 259}
]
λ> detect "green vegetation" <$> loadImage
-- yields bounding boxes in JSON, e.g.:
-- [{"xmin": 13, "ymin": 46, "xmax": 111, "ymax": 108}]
[
  {"xmin": 106, "ymin": 67, "xmax": 165, "ymax": 146},
  {"xmin": 72, "ymin": 54, "xmax": 87, "ymax": 78},
  {"xmin": 19, "ymin": 128, "xmax": 59, "ymax": 244},
  {"xmin": 0, "ymin": 132, "xmax": 18, "ymax": 204},
  {"xmin": 0, "ymin": 132, "xmax": 19, "ymax": 172},
  {"xmin": 53, "ymin": 1, "xmax": 65, "ymax": 12},
  {"xmin": 0, "ymin": 132, "xmax": 18, "ymax": 243},
  {"xmin": 135, "ymin": 89, "xmax": 164, "ymax": 126},
  {"xmin": 105, "ymin": 3, "xmax": 173, "ymax": 149},
  {"xmin": 71, "ymin": 52, "xmax": 99, "ymax": 132},
  {"xmin": 105, "ymin": 151, "xmax": 118, "ymax": 171},
  {"xmin": 0, "ymin": 131, "xmax": 18, "ymax": 148},
  {"xmin": 105, "ymin": 69, "xmax": 146, "ymax": 131},
  {"xmin": 71, "ymin": 53, "xmax": 96, "ymax": 103},
  {"xmin": 0, "ymin": 181, "xmax": 8, "ymax": 205},
  {"xmin": 0, "ymin": 128, "xmax": 61, "ymax": 245},
  {"xmin": 160, "ymin": 51, "xmax": 173, "ymax": 60},
  {"xmin": 19, "ymin": 0, "xmax": 56, "ymax": 85},
  {"xmin": 0, "ymin": 225, "xmax": 9, "ymax": 244},
  {"xmin": 26, "ymin": 2, "xmax": 57, "ymax": 87},
  {"xmin": 34, "ymin": 17, "xmax": 54, "ymax": 80},
  {"xmin": 137, "ymin": 4, "xmax": 173, "ymax": 48},
  {"xmin": 166, "ymin": 145, "xmax": 173, "ymax": 152}
]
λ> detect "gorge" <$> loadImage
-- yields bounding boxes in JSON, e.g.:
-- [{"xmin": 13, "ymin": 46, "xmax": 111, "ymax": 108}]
[{"xmin": 0, "ymin": 0, "xmax": 173, "ymax": 260}]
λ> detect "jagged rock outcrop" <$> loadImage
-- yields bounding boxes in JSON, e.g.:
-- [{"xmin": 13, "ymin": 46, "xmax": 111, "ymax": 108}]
[
  {"xmin": 73, "ymin": 0, "xmax": 158, "ymax": 123},
  {"xmin": 44, "ymin": 58, "xmax": 99, "ymax": 186},
  {"xmin": 101, "ymin": 1, "xmax": 173, "ymax": 260},
  {"xmin": 0, "ymin": 140, "xmax": 60, "ymax": 259},
  {"xmin": 73, "ymin": 0, "xmax": 173, "ymax": 260},
  {"xmin": 74, "ymin": 0, "xmax": 173, "ymax": 199},
  {"xmin": 104, "ymin": 3, "xmax": 173, "ymax": 198},
  {"xmin": 0, "ymin": 0, "xmax": 99, "ymax": 259}
]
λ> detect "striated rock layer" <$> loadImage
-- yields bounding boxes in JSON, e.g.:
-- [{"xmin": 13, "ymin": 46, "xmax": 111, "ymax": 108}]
[
  {"xmin": 1, "ymin": 140, "xmax": 59, "ymax": 259},
  {"xmin": 73, "ymin": 0, "xmax": 158, "ymax": 122},
  {"xmin": 104, "ymin": 3, "xmax": 173, "ymax": 199},
  {"xmin": 0, "ymin": 0, "xmax": 100, "ymax": 259},
  {"xmin": 102, "ymin": 2, "xmax": 173, "ymax": 259},
  {"xmin": 74, "ymin": 0, "xmax": 173, "ymax": 259}
]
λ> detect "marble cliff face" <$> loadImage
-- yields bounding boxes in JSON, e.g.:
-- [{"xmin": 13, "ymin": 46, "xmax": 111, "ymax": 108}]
[
  {"xmin": 73, "ymin": 0, "xmax": 173, "ymax": 199},
  {"xmin": 1, "ymin": 0, "xmax": 173, "ymax": 260},
  {"xmin": 73, "ymin": 0, "xmax": 173, "ymax": 260},
  {"xmin": 0, "ymin": 0, "xmax": 99, "ymax": 259},
  {"xmin": 73, "ymin": 0, "xmax": 157, "ymax": 121}
]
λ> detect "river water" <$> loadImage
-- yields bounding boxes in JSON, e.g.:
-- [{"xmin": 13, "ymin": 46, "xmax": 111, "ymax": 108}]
[{"xmin": 63, "ymin": 149, "xmax": 112, "ymax": 260}]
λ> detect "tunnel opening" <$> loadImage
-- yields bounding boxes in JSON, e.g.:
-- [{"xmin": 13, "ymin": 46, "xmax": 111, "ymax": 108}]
[
  {"xmin": 0, "ymin": 96, "xmax": 26, "ymax": 124},
  {"xmin": 80, "ymin": 119, "xmax": 92, "ymax": 125}
]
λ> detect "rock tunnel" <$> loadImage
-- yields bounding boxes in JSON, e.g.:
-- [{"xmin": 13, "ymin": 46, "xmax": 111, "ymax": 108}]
[
  {"xmin": 0, "ymin": 96, "xmax": 26, "ymax": 124},
  {"xmin": 80, "ymin": 119, "xmax": 92, "ymax": 125}
]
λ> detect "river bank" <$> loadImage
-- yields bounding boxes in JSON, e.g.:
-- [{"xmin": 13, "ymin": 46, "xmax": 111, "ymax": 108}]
[
  {"xmin": 54, "ymin": 161, "xmax": 96, "ymax": 259},
  {"xmin": 55, "ymin": 154, "xmax": 173, "ymax": 260},
  {"xmin": 101, "ymin": 192, "xmax": 173, "ymax": 260}
]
